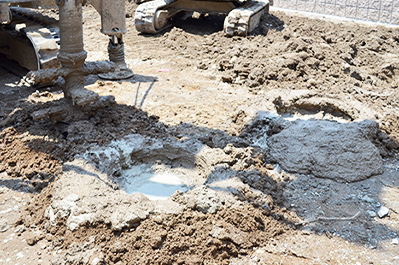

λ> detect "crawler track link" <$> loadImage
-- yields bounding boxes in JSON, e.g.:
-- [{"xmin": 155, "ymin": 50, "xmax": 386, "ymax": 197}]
[
  {"xmin": 224, "ymin": 0, "xmax": 269, "ymax": 36},
  {"xmin": 0, "ymin": 7, "xmax": 60, "ymax": 70},
  {"xmin": 134, "ymin": 0, "xmax": 177, "ymax": 34}
]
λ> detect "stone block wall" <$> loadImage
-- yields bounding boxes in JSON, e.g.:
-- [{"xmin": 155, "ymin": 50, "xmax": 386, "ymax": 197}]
[{"xmin": 273, "ymin": 0, "xmax": 399, "ymax": 24}]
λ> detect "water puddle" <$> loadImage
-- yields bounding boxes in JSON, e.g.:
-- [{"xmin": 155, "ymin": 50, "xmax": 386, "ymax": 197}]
[
  {"xmin": 281, "ymin": 111, "xmax": 350, "ymax": 123},
  {"xmin": 117, "ymin": 164, "xmax": 190, "ymax": 200}
]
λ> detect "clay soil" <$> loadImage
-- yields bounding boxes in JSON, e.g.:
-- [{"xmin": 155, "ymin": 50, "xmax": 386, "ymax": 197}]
[{"xmin": 1, "ymin": 3, "xmax": 399, "ymax": 265}]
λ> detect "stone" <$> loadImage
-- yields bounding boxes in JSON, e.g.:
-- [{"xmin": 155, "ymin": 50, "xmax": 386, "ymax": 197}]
[
  {"xmin": 361, "ymin": 195, "xmax": 375, "ymax": 204},
  {"xmin": 0, "ymin": 219, "xmax": 11, "ymax": 233},
  {"xmin": 367, "ymin": 210, "xmax": 377, "ymax": 218},
  {"xmin": 377, "ymin": 206, "xmax": 390, "ymax": 218},
  {"xmin": 193, "ymin": 187, "xmax": 221, "ymax": 214},
  {"xmin": 26, "ymin": 232, "xmax": 39, "ymax": 246},
  {"xmin": 268, "ymin": 119, "xmax": 383, "ymax": 182},
  {"xmin": 182, "ymin": 186, "xmax": 221, "ymax": 214}
]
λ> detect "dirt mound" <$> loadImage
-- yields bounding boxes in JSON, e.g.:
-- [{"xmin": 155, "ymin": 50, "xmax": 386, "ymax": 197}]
[
  {"xmin": 21, "ymin": 155, "xmax": 294, "ymax": 265},
  {"xmin": 0, "ymin": 127, "xmax": 62, "ymax": 190},
  {"xmin": 155, "ymin": 10, "xmax": 399, "ymax": 149},
  {"xmin": 45, "ymin": 206, "xmax": 290, "ymax": 265},
  {"xmin": 161, "ymin": 12, "xmax": 399, "ymax": 93}
]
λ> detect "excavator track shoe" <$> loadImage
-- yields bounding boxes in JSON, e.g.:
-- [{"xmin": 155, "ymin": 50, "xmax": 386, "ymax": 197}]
[
  {"xmin": 224, "ymin": 0, "xmax": 269, "ymax": 36},
  {"xmin": 0, "ymin": 7, "xmax": 60, "ymax": 71},
  {"xmin": 134, "ymin": 0, "xmax": 177, "ymax": 34}
]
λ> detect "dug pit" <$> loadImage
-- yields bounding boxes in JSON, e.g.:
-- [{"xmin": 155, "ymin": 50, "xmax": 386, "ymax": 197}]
[
  {"xmin": 118, "ymin": 164, "xmax": 191, "ymax": 200},
  {"xmin": 44, "ymin": 134, "xmax": 275, "ymax": 232},
  {"xmin": 83, "ymin": 134, "xmax": 209, "ymax": 200}
]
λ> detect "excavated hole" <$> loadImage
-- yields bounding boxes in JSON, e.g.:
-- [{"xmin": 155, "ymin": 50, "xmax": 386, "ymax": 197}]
[
  {"xmin": 276, "ymin": 103, "xmax": 354, "ymax": 123},
  {"xmin": 86, "ymin": 137, "xmax": 211, "ymax": 200},
  {"xmin": 120, "ymin": 154, "xmax": 210, "ymax": 200},
  {"xmin": 280, "ymin": 110, "xmax": 351, "ymax": 123},
  {"xmin": 242, "ymin": 104, "xmax": 354, "ymax": 151},
  {"xmin": 117, "ymin": 154, "xmax": 209, "ymax": 200}
]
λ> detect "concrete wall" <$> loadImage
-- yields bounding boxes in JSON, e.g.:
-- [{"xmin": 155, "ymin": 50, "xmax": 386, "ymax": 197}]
[{"xmin": 273, "ymin": 0, "xmax": 399, "ymax": 24}]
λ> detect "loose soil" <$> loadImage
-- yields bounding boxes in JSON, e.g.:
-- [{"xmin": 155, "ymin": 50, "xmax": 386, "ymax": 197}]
[{"xmin": 1, "ymin": 3, "xmax": 399, "ymax": 265}]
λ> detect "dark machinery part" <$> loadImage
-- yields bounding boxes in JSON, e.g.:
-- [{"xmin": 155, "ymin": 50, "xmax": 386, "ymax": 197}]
[
  {"xmin": 0, "ymin": 0, "xmax": 134, "ymax": 108},
  {"xmin": 98, "ymin": 35, "xmax": 134, "ymax": 80},
  {"xmin": 0, "ymin": 6, "xmax": 60, "ymax": 71},
  {"xmin": 134, "ymin": 0, "xmax": 270, "ymax": 36}
]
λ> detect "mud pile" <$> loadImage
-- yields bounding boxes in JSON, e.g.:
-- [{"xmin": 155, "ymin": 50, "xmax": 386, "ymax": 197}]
[
  {"xmin": 24, "ymin": 135, "xmax": 295, "ymax": 265},
  {"xmin": 268, "ymin": 119, "xmax": 383, "ymax": 182},
  {"xmin": 162, "ymin": 12, "xmax": 399, "ymax": 92}
]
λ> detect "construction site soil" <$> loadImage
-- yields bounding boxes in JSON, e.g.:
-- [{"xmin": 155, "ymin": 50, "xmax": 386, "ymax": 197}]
[{"xmin": 1, "ymin": 3, "xmax": 399, "ymax": 264}]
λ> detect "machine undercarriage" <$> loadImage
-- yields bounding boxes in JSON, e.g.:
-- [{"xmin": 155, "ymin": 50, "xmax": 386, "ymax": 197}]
[{"xmin": 134, "ymin": 0, "xmax": 271, "ymax": 36}]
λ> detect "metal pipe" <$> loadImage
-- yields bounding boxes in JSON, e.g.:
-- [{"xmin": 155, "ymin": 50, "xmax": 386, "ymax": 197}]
[
  {"xmin": 57, "ymin": 0, "xmax": 99, "ymax": 106},
  {"xmin": 98, "ymin": 35, "xmax": 134, "ymax": 80},
  {"xmin": 0, "ymin": 3, "xmax": 11, "ymax": 24}
]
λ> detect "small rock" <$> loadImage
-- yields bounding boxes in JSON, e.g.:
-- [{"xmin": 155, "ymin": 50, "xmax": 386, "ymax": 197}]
[
  {"xmin": 221, "ymin": 75, "xmax": 233, "ymax": 83},
  {"xmin": 153, "ymin": 216, "xmax": 163, "ymax": 224},
  {"xmin": 307, "ymin": 78, "xmax": 317, "ymax": 86},
  {"xmin": 223, "ymin": 144, "xmax": 234, "ymax": 154},
  {"xmin": 351, "ymin": 68, "xmax": 364, "ymax": 81},
  {"xmin": 361, "ymin": 195, "xmax": 375, "ymax": 203},
  {"xmin": 377, "ymin": 206, "xmax": 389, "ymax": 218},
  {"xmin": 367, "ymin": 210, "xmax": 377, "ymax": 218},
  {"xmin": 0, "ymin": 221, "xmax": 11, "ymax": 233},
  {"xmin": 151, "ymin": 236, "xmax": 163, "ymax": 249},
  {"xmin": 265, "ymin": 164, "xmax": 274, "ymax": 170},
  {"xmin": 26, "ymin": 232, "xmax": 40, "ymax": 246},
  {"xmin": 229, "ymin": 56, "xmax": 238, "ymax": 64}
]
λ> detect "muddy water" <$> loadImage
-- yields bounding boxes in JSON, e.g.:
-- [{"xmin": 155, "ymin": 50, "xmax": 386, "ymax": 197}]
[{"xmin": 119, "ymin": 164, "xmax": 189, "ymax": 200}]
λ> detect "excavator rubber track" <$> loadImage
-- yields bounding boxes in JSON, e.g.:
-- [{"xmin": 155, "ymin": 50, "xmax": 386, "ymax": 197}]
[
  {"xmin": 0, "ymin": 7, "xmax": 60, "ymax": 71},
  {"xmin": 134, "ymin": 0, "xmax": 269, "ymax": 36},
  {"xmin": 224, "ymin": 0, "xmax": 269, "ymax": 36},
  {"xmin": 134, "ymin": 0, "xmax": 178, "ymax": 34}
]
